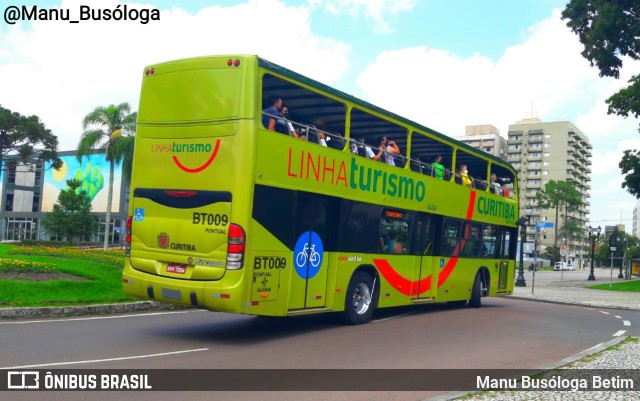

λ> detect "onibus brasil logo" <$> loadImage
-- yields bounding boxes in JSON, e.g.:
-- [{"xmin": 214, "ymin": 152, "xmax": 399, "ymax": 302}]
[{"xmin": 151, "ymin": 140, "xmax": 221, "ymax": 173}]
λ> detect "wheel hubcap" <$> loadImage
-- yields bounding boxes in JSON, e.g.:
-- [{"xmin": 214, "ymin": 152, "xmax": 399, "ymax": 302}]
[{"xmin": 352, "ymin": 283, "xmax": 371, "ymax": 315}]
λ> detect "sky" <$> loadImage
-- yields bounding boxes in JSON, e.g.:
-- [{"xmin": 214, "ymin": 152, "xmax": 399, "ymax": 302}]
[{"xmin": 1, "ymin": 0, "xmax": 639, "ymax": 231}]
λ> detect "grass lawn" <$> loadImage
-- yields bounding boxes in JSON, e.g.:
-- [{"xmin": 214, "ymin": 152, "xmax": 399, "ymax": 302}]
[
  {"xmin": 0, "ymin": 244, "xmax": 134, "ymax": 307},
  {"xmin": 588, "ymin": 280, "xmax": 640, "ymax": 292}
]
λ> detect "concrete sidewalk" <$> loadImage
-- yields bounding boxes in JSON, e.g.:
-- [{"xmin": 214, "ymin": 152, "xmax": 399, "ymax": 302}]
[{"xmin": 510, "ymin": 267, "xmax": 640, "ymax": 311}]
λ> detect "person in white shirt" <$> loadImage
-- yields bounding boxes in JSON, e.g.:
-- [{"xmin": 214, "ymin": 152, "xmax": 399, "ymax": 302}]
[{"xmin": 372, "ymin": 136, "xmax": 400, "ymax": 166}]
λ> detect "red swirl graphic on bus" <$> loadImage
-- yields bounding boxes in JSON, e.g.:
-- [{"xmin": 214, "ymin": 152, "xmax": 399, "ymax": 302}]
[
  {"xmin": 373, "ymin": 258, "xmax": 460, "ymax": 296},
  {"xmin": 172, "ymin": 140, "xmax": 221, "ymax": 173}
]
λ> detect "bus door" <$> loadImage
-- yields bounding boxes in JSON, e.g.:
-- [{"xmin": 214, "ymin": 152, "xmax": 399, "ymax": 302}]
[
  {"xmin": 288, "ymin": 193, "xmax": 333, "ymax": 310},
  {"xmin": 414, "ymin": 213, "xmax": 435, "ymax": 299},
  {"xmin": 497, "ymin": 228, "xmax": 513, "ymax": 292}
]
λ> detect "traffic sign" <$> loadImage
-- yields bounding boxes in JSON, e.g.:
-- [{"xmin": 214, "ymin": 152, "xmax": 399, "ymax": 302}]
[
  {"xmin": 560, "ymin": 244, "xmax": 568, "ymax": 257},
  {"xmin": 536, "ymin": 222, "xmax": 554, "ymax": 229}
]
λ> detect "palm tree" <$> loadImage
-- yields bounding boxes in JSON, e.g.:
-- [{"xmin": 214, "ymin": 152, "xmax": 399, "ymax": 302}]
[{"xmin": 77, "ymin": 103, "xmax": 136, "ymax": 249}]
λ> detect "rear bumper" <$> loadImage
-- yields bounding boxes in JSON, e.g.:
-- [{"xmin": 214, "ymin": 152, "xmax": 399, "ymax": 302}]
[{"xmin": 122, "ymin": 259, "xmax": 244, "ymax": 313}]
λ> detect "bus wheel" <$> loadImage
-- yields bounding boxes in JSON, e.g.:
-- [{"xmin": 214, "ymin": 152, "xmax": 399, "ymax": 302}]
[
  {"xmin": 344, "ymin": 271, "xmax": 377, "ymax": 325},
  {"xmin": 469, "ymin": 273, "xmax": 483, "ymax": 308}
]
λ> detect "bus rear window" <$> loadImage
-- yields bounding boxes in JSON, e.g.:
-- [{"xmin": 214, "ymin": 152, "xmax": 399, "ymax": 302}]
[{"xmin": 138, "ymin": 69, "xmax": 243, "ymax": 123}]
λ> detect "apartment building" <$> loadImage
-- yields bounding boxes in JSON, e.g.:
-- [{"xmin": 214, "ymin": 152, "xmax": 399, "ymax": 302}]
[
  {"xmin": 456, "ymin": 125, "xmax": 507, "ymax": 160},
  {"xmin": 507, "ymin": 118, "xmax": 592, "ymax": 257}
]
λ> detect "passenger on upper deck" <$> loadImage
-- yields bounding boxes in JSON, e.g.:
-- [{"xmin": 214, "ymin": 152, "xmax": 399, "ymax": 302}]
[
  {"xmin": 432, "ymin": 155, "xmax": 445, "ymax": 179},
  {"xmin": 372, "ymin": 136, "xmax": 400, "ymax": 166},
  {"xmin": 309, "ymin": 119, "xmax": 330, "ymax": 147},
  {"xmin": 262, "ymin": 95, "xmax": 282, "ymax": 131},
  {"xmin": 457, "ymin": 164, "xmax": 472, "ymax": 187},
  {"xmin": 277, "ymin": 104, "xmax": 299, "ymax": 138},
  {"xmin": 490, "ymin": 173, "xmax": 503, "ymax": 195},
  {"xmin": 352, "ymin": 136, "xmax": 376, "ymax": 158}
]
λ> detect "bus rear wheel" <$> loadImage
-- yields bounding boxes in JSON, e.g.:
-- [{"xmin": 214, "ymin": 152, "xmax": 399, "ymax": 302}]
[
  {"xmin": 469, "ymin": 272, "xmax": 483, "ymax": 308},
  {"xmin": 344, "ymin": 271, "xmax": 377, "ymax": 325}
]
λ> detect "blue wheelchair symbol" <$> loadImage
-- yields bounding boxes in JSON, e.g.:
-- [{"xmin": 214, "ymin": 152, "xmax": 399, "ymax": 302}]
[
  {"xmin": 440, "ymin": 258, "xmax": 445, "ymax": 268},
  {"xmin": 134, "ymin": 208, "xmax": 144, "ymax": 221}
]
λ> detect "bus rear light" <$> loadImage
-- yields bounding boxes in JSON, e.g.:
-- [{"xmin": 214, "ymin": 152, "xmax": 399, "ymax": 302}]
[
  {"xmin": 150, "ymin": 68, "xmax": 155, "ymax": 74},
  {"xmin": 234, "ymin": 59, "xmax": 240, "ymax": 67},
  {"xmin": 145, "ymin": 69, "xmax": 150, "ymax": 76},
  {"xmin": 165, "ymin": 190, "xmax": 197, "ymax": 197},
  {"xmin": 125, "ymin": 216, "xmax": 133, "ymax": 257},
  {"xmin": 226, "ymin": 224, "xmax": 246, "ymax": 270},
  {"xmin": 227, "ymin": 59, "xmax": 233, "ymax": 66}
]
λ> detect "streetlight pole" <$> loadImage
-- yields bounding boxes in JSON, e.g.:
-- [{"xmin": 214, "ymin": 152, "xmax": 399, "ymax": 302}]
[
  {"xmin": 515, "ymin": 206, "xmax": 533, "ymax": 287},
  {"xmin": 619, "ymin": 238, "xmax": 625, "ymax": 279},
  {"xmin": 588, "ymin": 225, "xmax": 601, "ymax": 281}
]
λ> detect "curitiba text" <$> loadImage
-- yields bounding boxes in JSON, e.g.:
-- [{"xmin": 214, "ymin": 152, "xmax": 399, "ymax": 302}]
[{"xmin": 2, "ymin": 5, "xmax": 160, "ymax": 25}]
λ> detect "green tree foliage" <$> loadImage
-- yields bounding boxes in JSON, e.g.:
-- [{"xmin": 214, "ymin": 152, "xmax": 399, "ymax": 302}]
[
  {"xmin": 536, "ymin": 180, "xmax": 583, "ymax": 246},
  {"xmin": 77, "ymin": 103, "xmax": 136, "ymax": 249},
  {"xmin": 0, "ymin": 105, "xmax": 62, "ymax": 172},
  {"xmin": 619, "ymin": 149, "xmax": 640, "ymax": 198},
  {"xmin": 41, "ymin": 179, "xmax": 99, "ymax": 245},
  {"xmin": 542, "ymin": 245, "xmax": 561, "ymax": 265},
  {"xmin": 562, "ymin": 1, "xmax": 640, "ymax": 196},
  {"xmin": 561, "ymin": 217, "xmax": 585, "ymax": 243}
]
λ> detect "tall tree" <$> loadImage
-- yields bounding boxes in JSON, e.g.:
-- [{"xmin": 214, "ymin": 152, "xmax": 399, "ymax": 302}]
[
  {"xmin": 562, "ymin": 1, "xmax": 640, "ymax": 196},
  {"xmin": 41, "ymin": 179, "xmax": 99, "ymax": 244},
  {"xmin": 560, "ymin": 216, "xmax": 585, "ymax": 259},
  {"xmin": 77, "ymin": 103, "xmax": 136, "ymax": 250},
  {"xmin": 0, "ymin": 105, "xmax": 62, "ymax": 172},
  {"xmin": 536, "ymin": 180, "xmax": 583, "ymax": 246}
]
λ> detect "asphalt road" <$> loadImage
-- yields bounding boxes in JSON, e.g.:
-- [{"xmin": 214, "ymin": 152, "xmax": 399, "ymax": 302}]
[{"xmin": 1, "ymin": 297, "xmax": 637, "ymax": 401}]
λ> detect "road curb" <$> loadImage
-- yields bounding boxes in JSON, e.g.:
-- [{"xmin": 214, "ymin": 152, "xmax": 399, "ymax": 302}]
[
  {"xmin": 0, "ymin": 301, "xmax": 187, "ymax": 319},
  {"xmin": 507, "ymin": 295, "xmax": 640, "ymax": 312}
]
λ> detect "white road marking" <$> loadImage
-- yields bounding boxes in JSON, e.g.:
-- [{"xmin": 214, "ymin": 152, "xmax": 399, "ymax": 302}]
[
  {"xmin": 372, "ymin": 311, "xmax": 417, "ymax": 323},
  {"xmin": 0, "ymin": 310, "xmax": 205, "ymax": 325},
  {"xmin": 1, "ymin": 348, "xmax": 209, "ymax": 369},
  {"xmin": 624, "ymin": 321, "xmax": 631, "ymax": 326},
  {"xmin": 600, "ymin": 311, "xmax": 610, "ymax": 315},
  {"xmin": 615, "ymin": 315, "xmax": 622, "ymax": 319},
  {"xmin": 613, "ymin": 330, "xmax": 626, "ymax": 337}
]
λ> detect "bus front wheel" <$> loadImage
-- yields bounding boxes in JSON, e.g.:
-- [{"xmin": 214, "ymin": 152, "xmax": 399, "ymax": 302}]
[{"xmin": 344, "ymin": 271, "xmax": 378, "ymax": 325}]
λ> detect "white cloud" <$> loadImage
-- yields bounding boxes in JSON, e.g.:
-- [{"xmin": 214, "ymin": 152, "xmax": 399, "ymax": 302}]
[
  {"xmin": 355, "ymin": 7, "xmax": 640, "ymax": 229},
  {"xmin": 0, "ymin": 0, "xmax": 351, "ymax": 150},
  {"xmin": 308, "ymin": 0, "xmax": 416, "ymax": 33}
]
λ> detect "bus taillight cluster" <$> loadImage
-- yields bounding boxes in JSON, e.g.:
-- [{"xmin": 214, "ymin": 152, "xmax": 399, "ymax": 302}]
[
  {"xmin": 226, "ymin": 224, "xmax": 245, "ymax": 270},
  {"xmin": 125, "ymin": 216, "xmax": 132, "ymax": 257}
]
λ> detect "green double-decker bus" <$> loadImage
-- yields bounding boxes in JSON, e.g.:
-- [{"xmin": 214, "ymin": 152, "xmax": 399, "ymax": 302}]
[{"xmin": 122, "ymin": 55, "xmax": 519, "ymax": 324}]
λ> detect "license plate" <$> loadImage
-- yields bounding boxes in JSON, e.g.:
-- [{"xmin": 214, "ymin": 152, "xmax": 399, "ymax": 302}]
[{"xmin": 166, "ymin": 264, "xmax": 187, "ymax": 274}]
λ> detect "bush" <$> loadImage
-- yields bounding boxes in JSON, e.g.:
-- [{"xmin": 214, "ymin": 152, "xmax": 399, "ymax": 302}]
[{"xmin": 21, "ymin": 239, "xmax": 102, "ymax": 248}]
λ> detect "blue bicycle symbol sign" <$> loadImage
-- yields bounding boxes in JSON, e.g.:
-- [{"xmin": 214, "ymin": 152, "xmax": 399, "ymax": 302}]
[
  {"xmin": 293, "ymin": 231, "xmax": 324, "ymax": 279},
  {"xmin": 296, "ymin": 243, "xmax": 321, "ymax": 269}
]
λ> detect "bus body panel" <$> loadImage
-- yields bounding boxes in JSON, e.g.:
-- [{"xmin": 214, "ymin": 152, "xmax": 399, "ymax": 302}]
[
  {"xmin": 124, "ymin": 54, "xmax": 519, "ymax": 319},
  {"xmin": 124, "ymin": 56, "xmax": 259, "ymax": 310}
]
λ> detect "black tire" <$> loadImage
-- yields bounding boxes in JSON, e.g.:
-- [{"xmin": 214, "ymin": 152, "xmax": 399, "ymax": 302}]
[
  {"xmin": 448, "ymin": 300, "xmax": 468, "ymax": 308},
  {"xmin": 469, "ymin": 273, "xmax": 482, "ymax": 308},
  {"xmin": 343, "ymin": 271, "xmax": 378, "ymax": 325}
]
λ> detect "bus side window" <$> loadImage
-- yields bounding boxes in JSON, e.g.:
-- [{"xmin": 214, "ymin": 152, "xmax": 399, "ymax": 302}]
[
  {"xmin": 501, "ymin": 230, "xmax": 511, "ymax": 259},
  {"xmin": 442, "ymin": 220, "xmax": 459, "ymax": 257},
  {"xmin": 412, "ymin": 214, "xmax": 433, "ymax": 256},
  {"xmin": 380, "ymin": 211, "xmax": 410, "ymax": 255}
]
